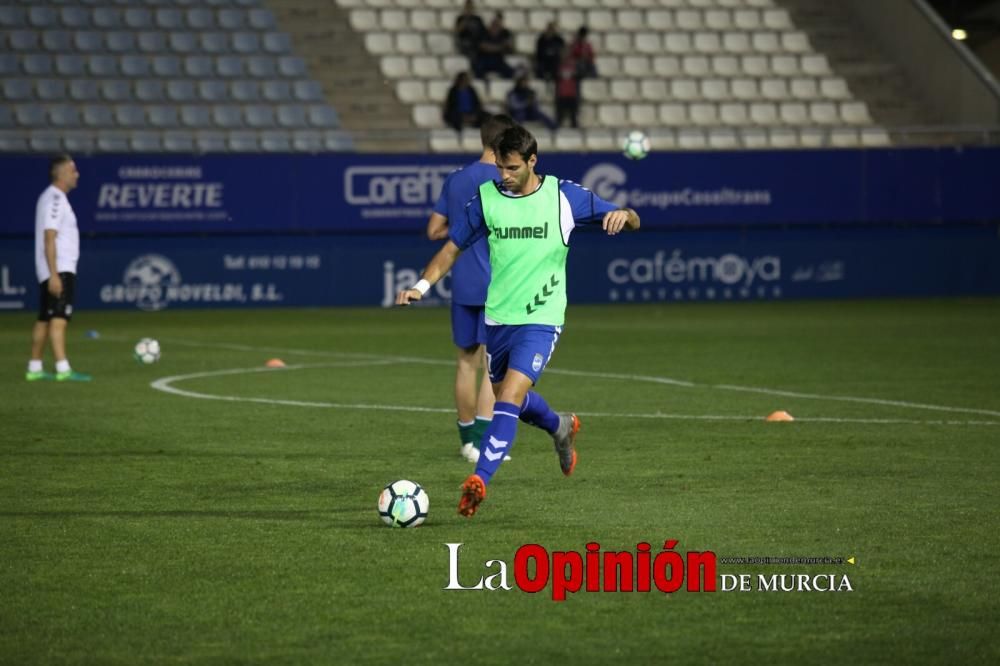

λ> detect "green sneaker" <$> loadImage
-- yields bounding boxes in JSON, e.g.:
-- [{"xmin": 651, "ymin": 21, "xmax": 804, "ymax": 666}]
[
  {"xmin": 25, "ymin": 370, "xmax": 54, "ymax": 381},
  {"xmin": 55, "ymin": 370, "xmax": 92, "ymax": 382}
]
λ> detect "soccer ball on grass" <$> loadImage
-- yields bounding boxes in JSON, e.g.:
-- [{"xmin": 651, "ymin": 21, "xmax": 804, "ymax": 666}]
[
  {"xmin": 377, "ymin": 480, "xmax": 429, "ymax": 528},
  {"xmin": 622, "ymin": 130, "xmax": 651, "ymax": 160},
  {"xmin": 133, "ymin": 338, "xmax": 161, "ymax": 364}
]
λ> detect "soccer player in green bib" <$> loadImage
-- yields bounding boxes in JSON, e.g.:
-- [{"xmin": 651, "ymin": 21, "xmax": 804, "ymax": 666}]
[{"xmin": 397, "ymin": 125, "xmax": 640, "ymax": 517}]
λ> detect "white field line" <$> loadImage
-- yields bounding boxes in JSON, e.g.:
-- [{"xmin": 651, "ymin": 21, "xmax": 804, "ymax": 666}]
[{"xmin": 147, "ymin": 356, "xmax": 999, "ymax": 427}]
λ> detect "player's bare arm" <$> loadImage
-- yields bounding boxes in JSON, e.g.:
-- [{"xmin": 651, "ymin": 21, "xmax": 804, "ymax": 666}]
[
  {"xmin": 44, "ymin": 229, "xmax": 61, "ymax": 296},
  {"xmin": 602, "ymin": 208, "xmax": 640, "ymax": 235},
  {"xmin": 426, "ymin": 212, "xmax": 450, "ymax": 241},
  {"xmin": 396, "ymin": 240, "xmax": 462, "ymax": 306}
]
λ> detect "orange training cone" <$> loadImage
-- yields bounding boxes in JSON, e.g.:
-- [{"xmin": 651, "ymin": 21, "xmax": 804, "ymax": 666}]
[
  {"xmin": 766, "ymin": 410, "xmax": 794, "ymax": 422},
  {"xmin": 265, "ymin": 358, "xmax": 286, "ymax": 368}
]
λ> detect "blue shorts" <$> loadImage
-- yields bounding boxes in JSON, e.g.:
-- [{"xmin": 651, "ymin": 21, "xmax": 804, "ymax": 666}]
[
  {"xmin": 485, "ymin": 324, "xmax": 563, "ymax": 385},
  {"xmin": 451, "ymin": 302, "xmax": 487, "ymax": 349}
]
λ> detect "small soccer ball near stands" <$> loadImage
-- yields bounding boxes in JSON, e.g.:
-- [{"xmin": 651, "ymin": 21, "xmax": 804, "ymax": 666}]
[
  {"xmin": 377, "ymin": 480, "xmax": 429, "ymax": 528},
  {"xmin": 622, "ymin": 130, "xmax": 651, "ymax": 160},
  {"xmin": 133, "ymin": 338, "xmax": 161, "ymax": 364}
]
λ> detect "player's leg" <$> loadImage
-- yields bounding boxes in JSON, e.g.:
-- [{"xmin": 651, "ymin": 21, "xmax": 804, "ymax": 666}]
[
  {"xmin": 505, "ymin": 324, "xmax": 579, "ymax": 476},
  {"xmin": 27, "ymin": 280, "xmax": 54, "ymax": 381},
  {"xmin": 50, "ymin": 274, "xmax": 90, "ymax": 382},
  {"xmin": 452, "ymin": 303, "xmax": 488, "ymax": 461}
]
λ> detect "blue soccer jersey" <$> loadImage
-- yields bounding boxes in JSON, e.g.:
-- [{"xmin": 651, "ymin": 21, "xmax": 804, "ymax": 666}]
[
  {"xmin": 434, "ymin": 160, "xmax": 498, "ymax": 306},
  {"xmin": 451, "ymin": 176, "xmax": 619, "ymax": 252}
]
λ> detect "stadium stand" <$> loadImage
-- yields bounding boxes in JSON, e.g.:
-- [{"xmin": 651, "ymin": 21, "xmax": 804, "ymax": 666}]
[
  {"xmin": 0, "ymin": 0, "xmax": 350, "ymax": 153},
  {"xmin": 336, "ymin": 0, "xmax": 896, "ymax": 151}
]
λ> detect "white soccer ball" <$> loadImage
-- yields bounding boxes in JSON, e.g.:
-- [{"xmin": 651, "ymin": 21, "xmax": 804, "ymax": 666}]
[
  {"xmin": 133, "ymin": 338, "xmax": 161, "ymax": 365},
  {"xmin": 622, "ymin": 130, "xmax": 651, "ymax": 160},
  {"xmin": 377, "ymin": 479, "xmax": 429, "ymax": 528}
]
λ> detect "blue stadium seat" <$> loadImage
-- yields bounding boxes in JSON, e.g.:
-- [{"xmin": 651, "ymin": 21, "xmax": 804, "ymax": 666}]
[
  {"xmin": 30, "ymin": 133, "xmax": 65, "ymax": 153},
  {"xmin": 42, "ymin": 30, "xmax": 73, "ymax": 51},
  {"xmin": 16, "ymin": 104, "xmax": 48, "ymax": 127},
  {"xmin": 170, "ymin": 32, "xmax": 199, "ymax": 53},
  {"xmin": 28, "ymin": 6, "xmax": 59, "ymax": 28},
  {"xmin": 88, "ymin": 55, "xmax": 119, "ymax": 76},
  {"xmin": 0, "ymin": 106, "xmax": 15, "ymax": 128},
  {"xmin": 278, "ymin": 56, "xmax": 307, "ymax": 78},
  {"xmin": 122, "ymin": 54, "xmax": 152, "ymax": 77},
  {"xmin": 249, "ymin": 9, "xmax": 276, "ymax": 30},
  {"xmin": 247, "ymin": 56, "xmax": 277, "ymax": 78},
  {"xmin": 227, "ymin": 132, "xmax": 260, "ymax": 152},
  {"xmin": 292, "ymin": 81, "xmax": 321, "ymax": 102},
  {"xmin": 231, "ymin": 80, "xmax": 260, "ymax": 102},
  {"xmin": 167, "ymin": 80, "xmax": 197, "ymax": 102},
  {"xmin": 323, "ymin": 131, "xmax": 354, "ymax": 152},
  {"xmin": 187, "ymin": 8, "xmax": 214, "ymax": 30},
  {"xmin": 101, "ymin": 80, "xmax": 132, "ymax": 102},
  {"xmin": 0, "ymin": 136, "xmax": 30, "ymax": 152},
  {"xmin": 218, "ymin": 8, "xmax": 246, "ymax": 30},
  {"xmin": 232, "ymin": 32, "xmax": 260, "ymax": 54},
  {"xmin": 155, "ymin": 8, "xmax": 184, "ymax": 30},
  {"xmin": 246, "ymin": 105, "xmax": 276, "ymax": 128},
  {"xmin": 184, "ymin": 56, "xmax": 214, "ymax": 77},
  {"xmin": 200, "ymin": 32, "xmax": 230, "ymax": 54},
  {"xmin": 261, "ymin": 131, "xmax": 292, "ymax": 152},
  {"xmin": 36, "ymin": 79, "xmax": 67, "ymax": 101},
  {"xmin": 153, "ymin": 55, "xmax": 182, "ymax": 77},
  {"xmin": 138, "ymin": 31, "xmax": 168, "ymax": 52},
  {"xmin": 74, "ymin": 31, "xmax": 104, "ymax": 52},
  {"xmin": 64, "ymin": 134, "xmax": 96, "ymax": 154},
  {"xmin": 9, "ymin": 30, "xmax": 39, "ymax": 50},
  {"xmin": 124, "ymin": 7, "xmax": 154, "ymax": 29},
  {"xmin": 164, "ymin": 133, "xmax": 197, "ymax": 153},
  {"xmin": 55, "ymin": 54, "xmax": 86, "ymax": 76},
  {"xmin": 136, "ymin": 80, "xmax": 166, "ymax": 102},
  {"xmin": 212, "ymin": 105, "xmax": 244, "ymax": 128},
  {"xmin": 0, "ymin": 6, "xmax": 27, "ymax": 28},
  {"xmin": 292, "ymin": 131, "xmax": 323, "ymax": 153},
  {"xmin": 2, "ymin": 79, "xmax": 34, "ymax": 101},
  {"xmin": 308, "ymin": 105, "xmax": 339, "ymax": 128},
  {"xmin": 195, "ymin": 132, "xmax": 227, "ymax": 153},
  {"xmin": 69, "ymin": 79, "xmax": 100, "ymax": 101},
  {"xmin": 262, "ymin": 80, "xmax": 292, "ymax": 102},
  {"xmin": 49, "ymin": 104, "xmax": 82, "ymax": 128},
  {"xmin": 198, "ymin": 80, "xmax": 228, "ymax": 101},
  {"xmin": 149, "ymin": 105, "xmax": 180, "ymax": 128},
  {"xmin": 97, "ymin": 134, "xmax": 130, "ymax": 153},
  {"xmin": 83, "ymin": 105, "xmax": 114, "ymax": 127},
  {"xmin": 130, "ymin": 132, "xmax": 163, "ymax": 152},
  {"xmin": 107, "ymin": 31, "xmax": 137, "ymax": 53},
  {"xmin": 181, "ymin": 105, "xmax": 211, "ymax": 127},
  {"xmin": 276, "ymin": 105, "xmax": 307, "ymax": 128},
  {"xmin": 23, "ymin": 54, "xmax": 54, "ymax": 76},
  {"xmin": 217, "ymin": 55, "xmax": 245, "ymax": 77},
  {"xmin": 115, "ymin": 105, "xmax": 147, "ymax": 128},
  {"xmin": 262, "ymin": 32, "xmax": 292, "ymax": 54},
  {"xmin": 92, "ymin": 7, "xmax": 122, "ymax": 29},
  {"xmin": 60, "ymin": 6, "xmax": 90, "ymax": 28},
  {"xmin": 0, "ymin": 54, "xmax": 17, "ymax": 76}
]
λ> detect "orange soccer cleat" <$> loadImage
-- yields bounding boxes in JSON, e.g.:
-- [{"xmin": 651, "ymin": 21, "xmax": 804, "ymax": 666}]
[
  {"xmin": 553, "ymin": 413, "xmax": 580, "ymax": 476},
  {"xmin": 458, "ymin": 474, "xmax": 487, "ymax": 518}
]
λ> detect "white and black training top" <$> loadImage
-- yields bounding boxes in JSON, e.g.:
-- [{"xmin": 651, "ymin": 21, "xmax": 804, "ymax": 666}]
[{"xmin": 35, "ymin": 184, "xmax": 79, "ymax": 283}]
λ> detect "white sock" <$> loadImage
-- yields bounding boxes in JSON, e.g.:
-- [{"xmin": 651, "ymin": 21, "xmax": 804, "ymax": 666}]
[
  {"xmin": 28, "ymin": 359, "xmax": 43, "ymax": 373},
  {"xmin": 55, "ymin": 359, "xmax": 71, "ymax": 373}
]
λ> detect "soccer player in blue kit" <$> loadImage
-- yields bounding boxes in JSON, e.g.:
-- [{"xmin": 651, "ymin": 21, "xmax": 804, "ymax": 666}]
[
  {"xmin": 399, "ymin": 125, "xmax": 640, "ymax": 517},
  {"xmin": 427, "ymin": 114, "xmax": 516, "ymax": 464}
]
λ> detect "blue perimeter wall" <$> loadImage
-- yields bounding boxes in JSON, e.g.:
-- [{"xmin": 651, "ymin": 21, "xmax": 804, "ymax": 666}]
[{"xmin": 0, "ymin": 147, "xmax": 998, "ymax": 312}]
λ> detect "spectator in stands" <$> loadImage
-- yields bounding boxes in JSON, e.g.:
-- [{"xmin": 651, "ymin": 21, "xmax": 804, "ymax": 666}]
[
  {"xmin": 473, "ymin": 12, "xmax": 515, "ymax": 79},
  {"xmin": 443, "ymin": 71, "xmax": 487, "ymax": 132},
  {"xmin": 555, "ymin": 48, "xmax": 580, "ymax": 128},
  {"xmin": 534, "ymin": 21, "xmax": 565, "ymax": 83},
  {"xmin": 506, "ymin": 74, "xmax": 557, "ymax": 130},
  {"xmin": 454, "ymin": 0, "xmax": 486, "ymax": 63},
  {"xmin": 569, "ymin": 26, "xmax": 597, "ymax": 79}
]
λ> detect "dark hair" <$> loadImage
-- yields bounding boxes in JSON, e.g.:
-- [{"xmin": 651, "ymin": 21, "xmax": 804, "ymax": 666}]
[
  {"xmin": 50, "ymin": 153, "xmax": 73, "ymax": 180},
  {"xmin": 492, "ymin": 125, "xmax": 537, "ymax": 162},
  {"xmin": 480, "ymin": 113, "xmax": 515, "ymax": 150}
]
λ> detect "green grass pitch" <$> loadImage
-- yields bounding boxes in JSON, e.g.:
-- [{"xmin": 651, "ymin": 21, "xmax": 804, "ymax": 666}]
[{"xmin": 1, "ymin": 299, "xmax": 998, "ymax": 665}]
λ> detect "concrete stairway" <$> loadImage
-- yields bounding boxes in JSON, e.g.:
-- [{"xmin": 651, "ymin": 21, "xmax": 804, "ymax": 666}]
[
  {"xmin": 777, "ymin": 0, "xmax": 940, "ymax": 130},
  {"xmin": 266, "ymin": 0, "xmax": 421, "ymax": 152}
]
